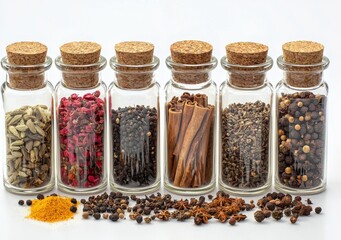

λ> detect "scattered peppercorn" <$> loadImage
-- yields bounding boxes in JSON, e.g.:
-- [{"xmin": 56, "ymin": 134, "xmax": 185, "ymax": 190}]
[
  {"xmin": 263, "ymin": 210, "xmax": 271, "ymax": 218},
  {"xmin": 37, "ymin": 194, "xmax": 44, "ymax": 200},
  {"xmin": 119, "ymin": 213, "xmax": 125, "ymax": 219},
  {"xmin": 284, "ymin": 208, "xmax": 292, "ymax": 217},
  {"xmin": 109, "ymin": 213, "xmax": 119, "ymax": 222},
  {"xmin": 82, "ymin": 212, "xmax": 89, "ymax": 219},
  {"xmin": 94, "ymin": 212, "xmax": 101, "ymax": 220},
  {"xmin": 50, "ymin": 193, "xmax": 58, "ymax": 197},
  {"xmin": 18, "ymin": 200, "xmax": 24, "ymax": 206},
  {"xmin": 290, "ymin": 216, "xmax": 297, "ymax": 224},
  {"xmin": 307, "ymin": 198, "xmax": 313, "ymax": 204},
  {"xmin": 80, "ymin": 199, "xmax": 86, "ymax": 204},
  {"xmin": 254, "ymin": 211, "xmax": 265, "ymax": 222},
  {"xmin": 144, "ymin": 217, "xmax": 152, "ymax": 224},
  {"xmin": 229, "ymin": 217, "xmax": 236, "ymax": 226},
  {"xmin": 136, "ymin": 215, "xmax": 143, "ymax": 224},
  {"xmin": 272, "ymin": 210, "xmax": 283, "ymax": 221},
  {"xmin": 103, "ymin": 213, "xmax": 109, "ymax": 219},
  {"xmin": 71, "ymin": 198, "xmax": 77, "ymax": 204},
  {"xmin": 70, "ymin": 206, "xmax": 77, "ymax": 213},
  {"xmin": 26, "ymin": 200, "xmax": 32, "ymax": 206},
  {"xmin": 315, "ymin": 207, "xmax": 322, "ymax": 214}
]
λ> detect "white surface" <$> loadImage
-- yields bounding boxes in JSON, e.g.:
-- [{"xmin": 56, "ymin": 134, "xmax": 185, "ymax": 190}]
[{"xmin": 0, "ymin": 0, "xmax": 340, "ymax": 239}]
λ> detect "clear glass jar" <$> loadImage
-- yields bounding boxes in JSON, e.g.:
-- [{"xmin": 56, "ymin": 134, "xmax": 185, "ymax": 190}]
[
  {"xmin": 164, "ymin": 56, "xmax": 217, "ymax": 195},
  {"xmin": 219, "ymin": 56, "xmax": 273, "ymax": 196},
  {"xmin": 1, "ymin": 56, "xmax": 54, "ymax": 194},
  {"xmin": 108, "ymin": 56, "xmax": 160, "ymax": 194},
  {"xmin": 275, "ymin": 56, "xmax": 329, "ymax": 194},
  {"xmin": 55, "ymin": 56, "xmax": 107, "ymax": 194}
]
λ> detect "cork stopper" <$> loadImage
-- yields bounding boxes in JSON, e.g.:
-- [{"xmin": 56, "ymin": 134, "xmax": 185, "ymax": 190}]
[
  {"xmin": 113, "ymin": 41, "xmax": 155, "ymax": 89},
  {"xmin": 6, "ymin": 42, "xmax": 48, "ymax": 89},
  {"xmin": 283, "ymin": 41, "xmax": 324, "ymax": 65},
  {"xmin": 226, "ymin": 42, "xmax": 268, "ymax": 65},
  {"xmin": 225, "ymin": 42, "xmax": 269, "ymax": 88},
  {"xmin": 115, "ymin": 41, "xmax": 154, "ymax": 65},
  {"xmin": 169, "ymin": 40, "xmax": 213, "ymax": 84},
  {"xmin": 60, "ymin": 41, "xmax": 102, "ymax": 88},
  {"xmin": 282, "ymin": 41, "xmax": 324, "ymax": 88}
]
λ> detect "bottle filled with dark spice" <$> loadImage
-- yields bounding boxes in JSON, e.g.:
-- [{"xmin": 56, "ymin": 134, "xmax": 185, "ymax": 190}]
[
  {"xmin": 55, "ymin": 41, "xmax": 107, "ymax": 194},
  {"xmin": 219, "ymin": 42, "xmax": 273, "ymax": 195},
  {"xmin": 109, "ymin": 41, "xmax": 160, "ymax": 194},
  {"xmin": 165, "ymin": 40, "xmax": 217, "ymax": 195},
  {"xmin": 1, "ymin": 42, "xmax": 54, "ymax": 194},
  {"xmin": 275, "ymin": 41, "xmax": 329, "ymax": 194}
]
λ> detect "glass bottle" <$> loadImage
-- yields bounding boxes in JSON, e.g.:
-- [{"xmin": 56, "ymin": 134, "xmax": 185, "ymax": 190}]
[
  {"xmin": 55, "ymin": 42, "xmax": 107, "ymax": 194},
  {"xmin": 219, "ymin": 48, "xmax": 273, "ymax": 196},
  {"xmin": 1, "ymin": 42, "xmax": 54, "ymax": 194},
  {"xmin": 109, "ymin": 48, "xmax": 160, "ymax": 194},
  {"xmin": 275, "ymin": 41, "xmax": 329, "ymax": 194},
  {"xmin": 164, "ymin": 40, "xmax": 217, "ymax": 195}
]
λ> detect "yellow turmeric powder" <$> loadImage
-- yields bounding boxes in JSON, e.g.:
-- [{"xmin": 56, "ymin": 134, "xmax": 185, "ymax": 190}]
[{"xmin": 27, "ymin": 196, "xmax": 77, "ymax": 222}]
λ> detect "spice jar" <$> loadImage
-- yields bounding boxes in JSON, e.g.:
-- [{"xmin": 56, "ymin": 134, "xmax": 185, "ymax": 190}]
[
  {"xmin": 55, "ymin": 41, "xmax": 107, "ymax": 194},
  {"xmin": 275, "ymin": 41, "xmax": 329, "ymax": 194},
  {"xmin": 109, "ymin": 41, "xmax": 160, "ymax": 194},
  {"xmin": 219, "ymin": 42, "xmax": 273, "ymax": 196},
  {"xmin": 1, "ymin": 42, "xmax": 54, "ymax": 194},
  {"xmin": 165, "ymin": 40, "xmax": 217, "ymax": 195}
]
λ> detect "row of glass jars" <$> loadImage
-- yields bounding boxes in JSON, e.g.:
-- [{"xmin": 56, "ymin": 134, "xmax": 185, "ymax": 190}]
[{"xmin": 1, "ymin": 48, "xmax": 329, "ymax": 196}]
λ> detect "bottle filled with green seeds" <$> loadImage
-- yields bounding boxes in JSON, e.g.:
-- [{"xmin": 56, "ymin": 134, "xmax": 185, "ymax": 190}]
[
  {"xmin": 275, "ymin": 41, "xmax": 329, "ymax": 194},
  {"xmin": 219, "ymin": 42, "xmax": 273, "ymax": 196},
  {"xmin": 109, "ymin": 41, "xmax": 160, "ymax": 194},
  {"xmin": 1, "ymin": 42, "xmax": 54, "ymax": 194}
]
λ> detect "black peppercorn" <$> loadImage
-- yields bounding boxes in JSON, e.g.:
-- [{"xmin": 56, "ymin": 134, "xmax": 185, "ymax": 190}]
[
  {"xmin": 26, "ymin": 200, "xmax": 32, "ymax": 206},
  {"xmin": 80, "ymin": 199, "xmax": 86, "ymax": 204},
  {"xmin": 136, "ymin": 215, "xmax": 143, "ymax": 224},
  {"xmin": 71, "ymin": 198, "xmax": 77, "ymax": 204},
  {"xmin": 265, "ymin": 202, "xmax": 275, "ymax": 211},
  {"xmin": 284, "ymin": 208, "xmax": 291, "ymax": 217},
  {"xmin": 263, "ymin": 210, "xmax": 271, "ymax": 218},
  {"xmin": 109, "ymin": 213, "xmax": 119, "ymax": 222},
  {"xmin": 290, "ymin": 216, "xmax": 297, "ymax": 224},
  {"xmin": 315, "ymin": 207, "xmax": 322, "ymax": 214},
  {"xmin": 272, "ymin": 210, "xmax": 283, "ymax": 220},
  {"xmin": 254, "ymin": 211, "xmax": 265, "ymax": 223},
  {"xmin": 94, "ymin": 212, "xmax": 101, "ymax": 220},
  {"xmin": 37, "ymin": 194, "xmax": 44, "ymax": 200},
  {"xmin": 50, "ymin": 193, "xmax": 58, "ymax": 197},
  {"xmin": 18, "ymin": 200, "xmax": 24, "ymax": 206},
  {"xmin": 70, "ymin": 206, "xmax": 77, "ymax": 213}
]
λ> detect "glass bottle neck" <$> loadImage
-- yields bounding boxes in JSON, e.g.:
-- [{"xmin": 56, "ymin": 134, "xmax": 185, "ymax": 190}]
[
  {"xmin": 110, "ymin": 56, "xmax": 159, "ymax": 90},
  {"xmin": 166, "ymin": 56, "xmax": 217, "ymax": 88},
  {"xmin": 1, "ymin": 56, "xmax": 52, "ymax": 90},
  {"xmin": 277, "ymin": 56, "xmax": 329, "ymax": 89},
  {"xmin": 55, "ymin": 56, "xmax": 107, "ymax": 89},
  {"xmin": 221, "ymin": 56, "xmax": 273, "ymax": 89}
]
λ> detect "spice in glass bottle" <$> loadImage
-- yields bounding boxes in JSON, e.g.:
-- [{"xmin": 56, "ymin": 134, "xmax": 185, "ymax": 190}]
[
  {"xmin": 167, "ymin": 40, "xmax": 215, "ymax": 189},
  {"xmin": 277, "ymin": 41, "xmax": 327, "ymax": 190},
  {"xmin": 58, "ymin": 42, "xmax": 105, "ymax": 189},
  {"xmin": 4, "ymin": 42, "xmax": 52, "ymax": 189},
  {"xmin": 111, "ymin": 41, "xmax": 159, "ymax": 189}
]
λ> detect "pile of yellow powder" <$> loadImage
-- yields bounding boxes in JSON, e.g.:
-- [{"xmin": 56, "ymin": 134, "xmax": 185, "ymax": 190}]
[{"xmin": 27, "ymin": 196, "xmax": 76, "ymax": 223}]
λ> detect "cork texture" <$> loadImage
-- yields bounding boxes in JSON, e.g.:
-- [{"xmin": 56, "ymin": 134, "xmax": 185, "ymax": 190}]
[
  {"xmin": 60, "ymin": 41, "xmax": 101, "ymax": 88},
  {"xmin": 114, "ymin": 41, "xmax": 155, "ymax": 89},
  {"xmin": 283, "ymin": 41, "xmax": 324, "ymax": 65},
  {"xmin": 115, "ymin": 41, "xmax": 154, "ymax": 65},
  {"xmin": 6, "ymin": 42, "xmax": 48, "ymax": 90},
  {"xmin": 170, "ymin": 40, "xmax": 213, "ymax": 84},
  {"xmin": 225, "ymin": 42, "xmax": 269, "ymax": 88},
  {"xmin": 170, "ymin": 40, "xmax": 212, "ymax": 64},
  {"xmin": 282, "ymin": 41, "xmax": 324, "ymax": 88},
  {"xmin": 6, "ymin": 41, "xmax": 47, "ymax": 65},
  {"xmin": 226, "ymin": 42, "xmax": 268, "ymax": 65}
]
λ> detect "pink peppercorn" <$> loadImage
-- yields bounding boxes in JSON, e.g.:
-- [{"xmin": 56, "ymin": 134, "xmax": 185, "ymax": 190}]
[{"xmin": 58, "ymin": 91, "xmax": 105, "ymax": 188}]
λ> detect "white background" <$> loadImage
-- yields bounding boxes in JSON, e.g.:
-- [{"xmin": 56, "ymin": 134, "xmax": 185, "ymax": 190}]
[{"xmin": 0, "ymin": 0, "xmax": 340, "ymax": 239}]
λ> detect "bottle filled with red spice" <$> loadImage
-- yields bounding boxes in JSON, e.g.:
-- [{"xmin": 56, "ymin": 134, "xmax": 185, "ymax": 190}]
[
  {"xmin": 109, "ymin": 41, "xmax": 160, "ymax": 194},
  {"xmin": 55, "ymin": 41, "xmax": 107, "ymax": 194},
  {"xmin": 1, "ymin": 42, "xmax": 54, "ymax": 194},
  {"xmin": 164, "ymin": 40, "xmax": 217, "ymax": 195}
]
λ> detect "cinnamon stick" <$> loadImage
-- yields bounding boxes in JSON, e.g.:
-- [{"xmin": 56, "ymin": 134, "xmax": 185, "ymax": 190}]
[
  {"xmin": 167, "ymin": 107, "xmax": 183, "ymax": 180},
  {"xmin": 173, "ymin": 104, "xmax": 209, "ymax": 186},
  {"xmin": 198, "ymin": 105, "xmax": 214, "ymax": 183},
  {"xmin": 179, "ymin": 107, "xmax": 211, "ymax": 187},
  {"xmin": 205, "ymin": 106, "xmax": 215, "ymax": 183}
]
